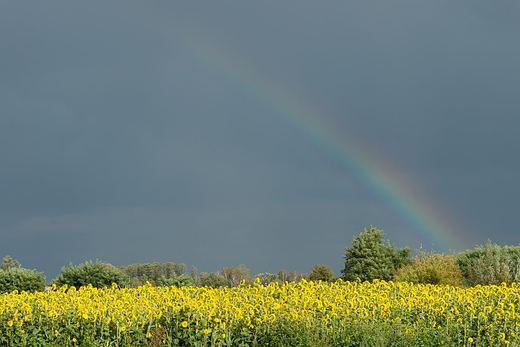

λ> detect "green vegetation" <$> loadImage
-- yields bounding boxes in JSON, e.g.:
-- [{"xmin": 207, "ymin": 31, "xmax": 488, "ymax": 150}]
[
  {"xmin": 219, "ymin": 264, "xmax": 253, "ymax": 287},
  {"xmin": 120, "ymin": 261, "xmax": 188, "ymax": 287},
  {"xmin": 394, "ymin": 251, "xmax": 463, "ymax": 286},
  {"xmin": 54, "ymin": 260, "xmax": 129, "ymax": 289},
  {"xmin": 199, "ymin": 272, "xmax": 228, "ymax": 288},
  {"xmin": 158, "ymin": 274, "xmax": 193, "ymax": 287},
  {"xmin": 0, "ymin": 268, "xmax": 46, "ymax": 293},
  {"xmin": 457, "ymin": 240, "xmax": 520, "ymax": 286},
  {"xmin": 3, "ymin": 225, "xmax": 520, "ymax": 293},
  {"xmin": 0, "ymin": 256, "xmax": 20, "ymax": 271},
  {"xmin": 4, "ymin": 226, "xmax": 520, "ymax": 346},
  {"xmin": 341, "ymin": 226, "xmax": 411, "ymax": 282},
  {"xmin": 309, "ymin": 264, "xmax": 334, "ymax": 282},
  {"xmin": 0, "ymin": 256, "xmax": 46, "ymax": 293}
]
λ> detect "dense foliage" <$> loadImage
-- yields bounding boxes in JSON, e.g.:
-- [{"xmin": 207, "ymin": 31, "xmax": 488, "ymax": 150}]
[
  {"xmin": 342, "ymin": 226, "xmax": 411, "ymax": 281},
  {"xmin": 309, "ymin": 264, "xmax": 334, "ymax": 282},
  {"xmin": 120, "ymin": 262, "xmax": 190, "ymax": 287},
  {"xmin": 457, "ymin": 241, "xmax": 520, "ymax": 287},
  {"xmin": 198, "ymin": 272, "xmax": 228, "ymax": 288},
  {"xmin": 255, "ymin": 270, "xmax": 308, "ymax": 286},
  {"xmin": 394, "ymin": 252, "xmax": 463, "ymax": 286},
  {"xmin": 219, "ymin": 264, "xmax": 253, "ymax": 287},
  {"xmin": 0, "ymin": 267, "xmax": 46, "ymax": 293},
  {"xmin": 54, "ymin": 261, "xmax": 129, "ymax": 289},
  {"xmin": 158, "ymin": 274, "xmax": 193, "ymax": 288},
  {"xmin": 0, "ymin": 256, "xmax": 46, "ymax": 293}
]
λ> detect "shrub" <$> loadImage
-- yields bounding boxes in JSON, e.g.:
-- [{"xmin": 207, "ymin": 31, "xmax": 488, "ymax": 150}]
[
  {"xmin": 0, "ymin": 267, "xmax": 46, "ymax": 293},
  {"xmin": 394, "ymin": 252, "xmax": 463, "ymax": 286},
  {"xmin": 53, "ymin": 260, "xmax": 129, "ymax": 289}
]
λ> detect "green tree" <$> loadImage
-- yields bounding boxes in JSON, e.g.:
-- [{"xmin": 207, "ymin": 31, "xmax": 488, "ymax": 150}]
[
  {"xmin": 309, "ymin": 265, "xmax": 334, "ymax": 282},
  {"xmin": 141, "ymin": 263, "xmax": 154, "ymax": 284},
  {"xmin": 120, "ymin": 263, "xmax": 149, "ymax": 287},
  {"xmin": 199, "ymin": 272, "xmax": 228, "ymax": 288},
  {"xmin": 342, "ymin": 226, "xmax": 411, "ymax": 282},
  {"xmin": 1, "ymin": 255, "xmax": 21, "ymax": 270},
  {"xmin": 457, "ymin": 241, "xmax": 520, "ymax": 286},
  {"xmin": 158, "ymin": 274, "xmax": 193, "ymax": 287},
  {"xmin": 0, "ymin": 267, "xmax": 46, "ymax": 293},
  {"xmin": 54, "ymin": 260, "xmax": 129, "ymax": 289},
  {"xmin": 256, "ymin": 270, "xmax": 308, "ymax": 284},
  {"xmin": 120, "ymin": 262, "xmax": 189, "ymax": 287}
]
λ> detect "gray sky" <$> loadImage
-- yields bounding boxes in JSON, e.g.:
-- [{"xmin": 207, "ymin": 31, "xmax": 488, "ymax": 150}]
[{"xmin": 1, "ymin": 1, "xmax": 519, "ymax": 280}]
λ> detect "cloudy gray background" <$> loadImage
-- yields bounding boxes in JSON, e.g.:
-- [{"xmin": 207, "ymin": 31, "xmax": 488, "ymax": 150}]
[{"xmin": 1, "ymin": 1, "xmax": 519, "ymax": 280}]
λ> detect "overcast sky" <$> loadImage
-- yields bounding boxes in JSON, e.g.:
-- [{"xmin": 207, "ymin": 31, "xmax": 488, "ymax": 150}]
[{"xmin": 1, "ymin": 1, "xmax": 519, "ymax": 280}]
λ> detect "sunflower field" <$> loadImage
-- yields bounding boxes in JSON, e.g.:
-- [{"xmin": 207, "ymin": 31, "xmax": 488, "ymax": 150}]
[{"xmin": 1, "ymin": 279, "xmax": 520, "ymax": 346}]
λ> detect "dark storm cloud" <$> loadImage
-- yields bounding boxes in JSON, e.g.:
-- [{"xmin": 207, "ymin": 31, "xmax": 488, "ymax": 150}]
[{"xmin": 1, "ymin": 1, "xmax": 520, "ymax": 279}]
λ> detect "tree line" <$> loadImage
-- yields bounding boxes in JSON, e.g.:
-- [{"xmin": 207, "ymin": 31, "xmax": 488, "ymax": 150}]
[
  {"xmin": 0, "ymin": 257, "xmax": 313, "ymax": 293},
  {"xmin": 2, "ymin": 226, "xmax": 520, "ymax": 293}
]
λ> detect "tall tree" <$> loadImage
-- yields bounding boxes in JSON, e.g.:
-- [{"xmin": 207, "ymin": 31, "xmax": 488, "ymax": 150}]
[{"xmin": 342, "ymin": 226, "xmax": 410, "ymax": 282}]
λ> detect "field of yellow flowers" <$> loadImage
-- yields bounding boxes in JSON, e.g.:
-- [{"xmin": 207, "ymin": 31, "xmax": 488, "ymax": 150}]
[{"xmin": 1, "ymin": 279, "xmax": 520, "ymax": 346}]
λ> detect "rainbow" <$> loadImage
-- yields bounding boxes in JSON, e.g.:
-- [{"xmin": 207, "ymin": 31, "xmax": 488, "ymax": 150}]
[{"xmin": 180, "ymin": 32, "xmax": 468, "ymax": 252}]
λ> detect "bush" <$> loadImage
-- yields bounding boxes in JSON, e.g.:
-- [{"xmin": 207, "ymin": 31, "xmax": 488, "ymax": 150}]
[
  {"xmin": 0, "ymin": 267, "xmax": 46, "ymax": 293},
  {"xmin": 54, "ymin": 260, "xmax": 129, "ymax": 289},
  {"xmin": 394, "ymin": 252, "xmax": 463, "ymax": 286}
]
